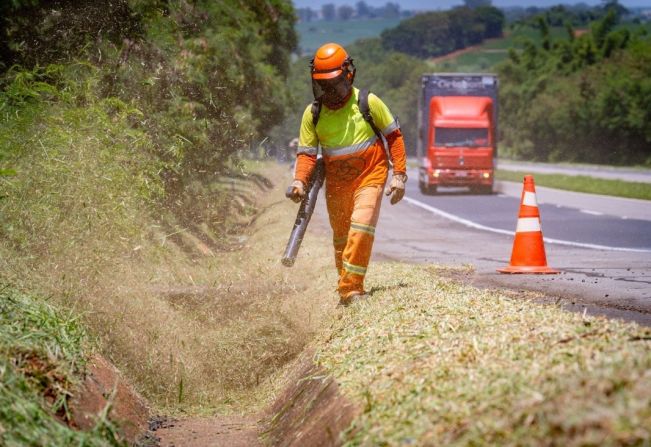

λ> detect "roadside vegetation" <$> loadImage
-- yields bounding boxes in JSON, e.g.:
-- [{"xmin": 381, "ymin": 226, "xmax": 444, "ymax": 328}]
[
  {"xmin": 317, "ymin": 263, "xmax": 651, "ymax": 445},
  {"xmin": 496, "ymin": 169, "xmax": 651, "ymax": 200},
  {"xmin": 498, "ymin": 9, "xmax": 651, "ymax": 166},
  {"xmin": 0, "ymin": 0, "xmax": 339, "ymax": 433},
  {"xmin": 0, "ymin": 287, "xmax": 123, "ymax": 446}
]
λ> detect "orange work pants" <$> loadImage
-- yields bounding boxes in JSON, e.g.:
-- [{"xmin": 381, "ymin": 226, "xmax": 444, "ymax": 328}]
[{"xmin": 326, "ymin": 184, "xmax": 383, "ymax": 298}]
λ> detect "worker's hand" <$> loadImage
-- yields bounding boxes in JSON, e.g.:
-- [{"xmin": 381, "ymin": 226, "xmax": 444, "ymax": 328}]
[
  {"xmin": 384, "ymin": 173, "xmax": 407, "ymax": 205},
  {"xmin": 287, "ymin": 180, "xmax": 306, "ymax": 203}
]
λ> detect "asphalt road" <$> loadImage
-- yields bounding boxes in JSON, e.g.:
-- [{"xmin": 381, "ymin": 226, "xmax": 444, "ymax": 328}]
[
  {"xmin": 311, "ymin": 174, "xmax": 651, "ymax": 326},
  {"xmin": 405, "ymin": 178, "xmax": 651, "ymax": 251}
]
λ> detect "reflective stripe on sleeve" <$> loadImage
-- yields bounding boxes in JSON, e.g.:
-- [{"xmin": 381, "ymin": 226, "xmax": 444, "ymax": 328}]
[
  {"xmin": 516, "ymin": 217, "xmax": 541, "ymax": 232},
  {"xmin": 350, "ymin": 222, "xmax": 376, "ymax": 236},
  {"xmin": 343, "ymin": 261, "xmax": 367, "ymax": 275},
  {"xmin": 322, "ymin": 136, "xmax": 378, "ymax": 157},
  {"xmin": 297, "ymin": 146, "xmax": 318, "ymax": 156},
  {"xmin": 382, "ymin": 120, "xmax": 399, "ymax": 136}
]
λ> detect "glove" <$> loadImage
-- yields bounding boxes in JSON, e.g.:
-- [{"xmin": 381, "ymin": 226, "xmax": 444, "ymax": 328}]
[
  {"xmin": 384, "ymin": 173, "xmax": 407, "ymax": 205},
  {"xmin": 287, "ymin": 180, "xmax": 306, "ymax": 203}
]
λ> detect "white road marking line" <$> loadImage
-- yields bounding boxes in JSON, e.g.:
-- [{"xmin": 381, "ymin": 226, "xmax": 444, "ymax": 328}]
[
  {"xmin": 403, "ymin": 196, "xmax": 651, "ymax": 253},
  {"xmin": 581, "ymin": 209, "xmax": 604, "ymax": 216}
]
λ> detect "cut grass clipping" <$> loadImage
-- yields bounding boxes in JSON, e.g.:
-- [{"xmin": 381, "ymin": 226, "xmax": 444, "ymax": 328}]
[
  {"xmin": 317, "ymin": 263, "xmax": 651, "ymax": 446},
  {"xmin": 496, "ymin": 169, "xmax": 651, "ymax": 201},
  {"xmin": 0, "ymin": 287, "xmax": 123, "ymax": 446}
]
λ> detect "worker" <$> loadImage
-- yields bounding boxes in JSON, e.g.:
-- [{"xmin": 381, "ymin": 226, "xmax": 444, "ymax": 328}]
[{"xmin": 287, "ymin": 42, "xmax": 407, "ymax": 305}]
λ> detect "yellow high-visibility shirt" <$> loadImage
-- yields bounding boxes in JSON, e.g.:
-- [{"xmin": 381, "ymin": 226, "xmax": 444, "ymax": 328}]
[{"xmin": 296, "ymin": 88, "xmax": 402, "ymax": 189}]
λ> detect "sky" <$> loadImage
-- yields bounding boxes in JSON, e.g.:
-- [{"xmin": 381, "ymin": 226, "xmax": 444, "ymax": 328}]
[{"xmin": 293, "ymin": 0, "xmax": 651, "ymax": 9}]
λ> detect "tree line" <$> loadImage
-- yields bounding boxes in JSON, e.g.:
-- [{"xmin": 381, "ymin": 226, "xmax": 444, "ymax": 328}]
[
  {"xmin": 297, "ymin": 2, "xmax": 412, "ymax": 23},
  {"xmin": 498, "ymin": 9, "xmax": 651, "ymax": 165},
  {"xmin": 0, "ymin": 0, "xmax": 297, "ymax": 183},
  {"xmin": 380, "ymin": 5, "xmax": 505, "ymax": 58}
]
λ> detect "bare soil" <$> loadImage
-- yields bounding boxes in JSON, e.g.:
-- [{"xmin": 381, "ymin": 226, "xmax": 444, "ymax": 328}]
[
  {"xmin": 151, "ymin": 351, "xmax": 359, "ymax": 447},
  {"xmin": 153, "ymin": 416, "xmax": 261, "ymax": 447},
  {"xmin": 70, "ymin": 354, "xmax": 150, "ymax": 443}
]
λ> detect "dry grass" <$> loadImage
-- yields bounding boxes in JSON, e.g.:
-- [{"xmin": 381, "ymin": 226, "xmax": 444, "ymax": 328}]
[
  {"xmin": 1, "ymin": 151, "xmax": 337, "ymax": 413},
  {"xmin": 0, "ymin": 64, "xmax": 339, "ymax": 414},
  {"xmin": 84, "ymin": 163, "xmax": 338, "ymax": 413},
  {"xmin": 317, "ymin": 263, "xmax": 651, "ymax": 446}
]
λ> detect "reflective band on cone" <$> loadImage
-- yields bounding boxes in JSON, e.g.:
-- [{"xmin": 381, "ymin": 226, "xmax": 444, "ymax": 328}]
[
  {"xmin": 522, "ymin": 191, "xmax": 537, "ymax": 207},
  {"xmin": 498, "ymin": 175, "xmax": 559, "ymax": 274},
  {"xmin": 516, "ymin": 217, "xmax": 541, "ymax": 232}
]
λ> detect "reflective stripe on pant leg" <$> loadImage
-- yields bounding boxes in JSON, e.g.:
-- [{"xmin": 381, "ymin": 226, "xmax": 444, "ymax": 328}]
[{"xmin": 338, "ymin": 185, "xmax": 384, "ymax": 297}]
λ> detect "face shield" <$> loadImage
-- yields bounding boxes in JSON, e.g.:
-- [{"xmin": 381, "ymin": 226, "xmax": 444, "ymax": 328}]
[
  {"xmin": 311, "ymin": 73, "xmax": 352, "ymax": 106},
  {"xmin": 311, "ymin": 59, "xmax": 356, "ymax": 107}
]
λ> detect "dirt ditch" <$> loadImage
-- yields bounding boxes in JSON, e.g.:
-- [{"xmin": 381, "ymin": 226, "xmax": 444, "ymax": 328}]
[
  {"xmin": 68, "ymin": 351, "xmax": 358, "ymax": 446},
  {"xmin": 64, "ymin": 165, "xmax": 354, "ymax": 446}
]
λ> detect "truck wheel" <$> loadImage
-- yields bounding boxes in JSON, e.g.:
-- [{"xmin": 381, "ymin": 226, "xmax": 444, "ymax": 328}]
[
  {"xmin": 471, "ymin": 185, "xmax": 492, "ymax": 195},
  {"xmin": 420, "ymin": 182, "xmax": 437, "ymax": 195}
]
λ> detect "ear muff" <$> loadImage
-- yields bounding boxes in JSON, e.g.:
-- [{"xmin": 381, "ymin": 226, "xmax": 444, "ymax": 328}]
[{"xmin": 343, "ymin": 58, "xmax": 356, "ymax": 83}]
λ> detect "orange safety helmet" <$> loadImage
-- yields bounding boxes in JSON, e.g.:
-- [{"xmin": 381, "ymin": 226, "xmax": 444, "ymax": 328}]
[{"xmin": 310, "ymin": 43, "xmax": 356, "ymax": 106}]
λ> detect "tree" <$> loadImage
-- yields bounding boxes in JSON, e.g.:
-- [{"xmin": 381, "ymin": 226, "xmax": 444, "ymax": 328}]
[
  {"xmin": 601, "ymin": 0, "xmax": 628, "ymax": 20},
  {"xmin": 378, "ymin": 2, "xmax": 400, "ymax": 19},
  {"xmin": 464, "ymin": 0, "xmax": 492, "ymax": 8},
  {"xmin": 356, "ymin": 1, "xmax": 372, "ymax": 18},
  {"xmin": 475, "ymin": 6, "xmax": 505, "ymax": 38},
  {"xmin": 321, "ymin": 3, "xmax": 336, "ymax": 21},
  {"xmin": 337, "ymin": 5, "xmax": 354, "ymax": 20},
  {"xmin": 381, "ymin": 6, "xmax": 503, "ymax": 57},
  {"xmin": 296, "ymin": 8, "xmax": 316, "ymax": 22}
]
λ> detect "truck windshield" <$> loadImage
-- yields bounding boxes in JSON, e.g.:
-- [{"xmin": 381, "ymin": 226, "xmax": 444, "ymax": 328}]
[{"xmin": 435, "ymin": 128, "xmax": 489, "ymax": 148}]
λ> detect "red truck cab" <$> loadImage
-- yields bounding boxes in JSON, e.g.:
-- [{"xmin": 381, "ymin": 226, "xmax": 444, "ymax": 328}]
[{"xmin": 418, "ymin": 74, "xmax": 498, "ymax": 195}]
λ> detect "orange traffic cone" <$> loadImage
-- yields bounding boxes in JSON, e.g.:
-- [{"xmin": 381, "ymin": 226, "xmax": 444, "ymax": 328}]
[{"xmin": 498, "ymin": 175, "xmax": 559, "ymax": 274}]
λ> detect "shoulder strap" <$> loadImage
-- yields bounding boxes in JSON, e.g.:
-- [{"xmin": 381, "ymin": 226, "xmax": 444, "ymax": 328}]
[
  {"xmin": 358, "ymin": 89, "xmax": 393, "ymax": 169},
  {"xmin": 311, "ymin": 100, "xmax": 322, "ymax": 127}
]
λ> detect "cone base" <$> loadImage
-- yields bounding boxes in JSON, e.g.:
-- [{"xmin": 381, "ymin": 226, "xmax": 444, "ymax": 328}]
[{"xmin": 497, "ymin": 265, "xmax": 560, "ymax": 274}]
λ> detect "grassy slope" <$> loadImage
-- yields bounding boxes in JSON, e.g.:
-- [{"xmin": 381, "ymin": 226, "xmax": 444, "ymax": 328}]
[
  {"xmin": 496, "ymin": 169, "xmax": 651, "ymax": 200},
  {"xmin": 0, "ymin": 288, "xmax": 123, "ymax": 446},
  {"xmin": 0, "ymin": 65, "xmax": 337, "ymax": 415},
  {"xmin": 296, "ymin": 18, "xmax": 401, "ymax": 55},
  {"xmin": 316, "ymin": 264, "xmax": 651, "ymax": 445}
]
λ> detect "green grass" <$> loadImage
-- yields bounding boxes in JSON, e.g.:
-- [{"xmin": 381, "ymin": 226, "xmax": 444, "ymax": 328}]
[
  {"xmin": 296, "ymin": 18, "xmax": 402, "ymax": 55},
  {"xmin": 496, "ymin": 169, "xmax": 651, "ymax": 201},
  {"xmin": 0, "ymin": 287, "xmax": 124, "ymax": 446},
  {"xmin": 316, "ymin": 263, "xmax": 651, "ymax": 446}
]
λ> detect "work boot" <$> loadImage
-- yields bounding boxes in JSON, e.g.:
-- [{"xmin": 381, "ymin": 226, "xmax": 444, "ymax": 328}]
[{"xmin": 338, "ymin": 291, "xmax": 367, "ymax": 307}]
